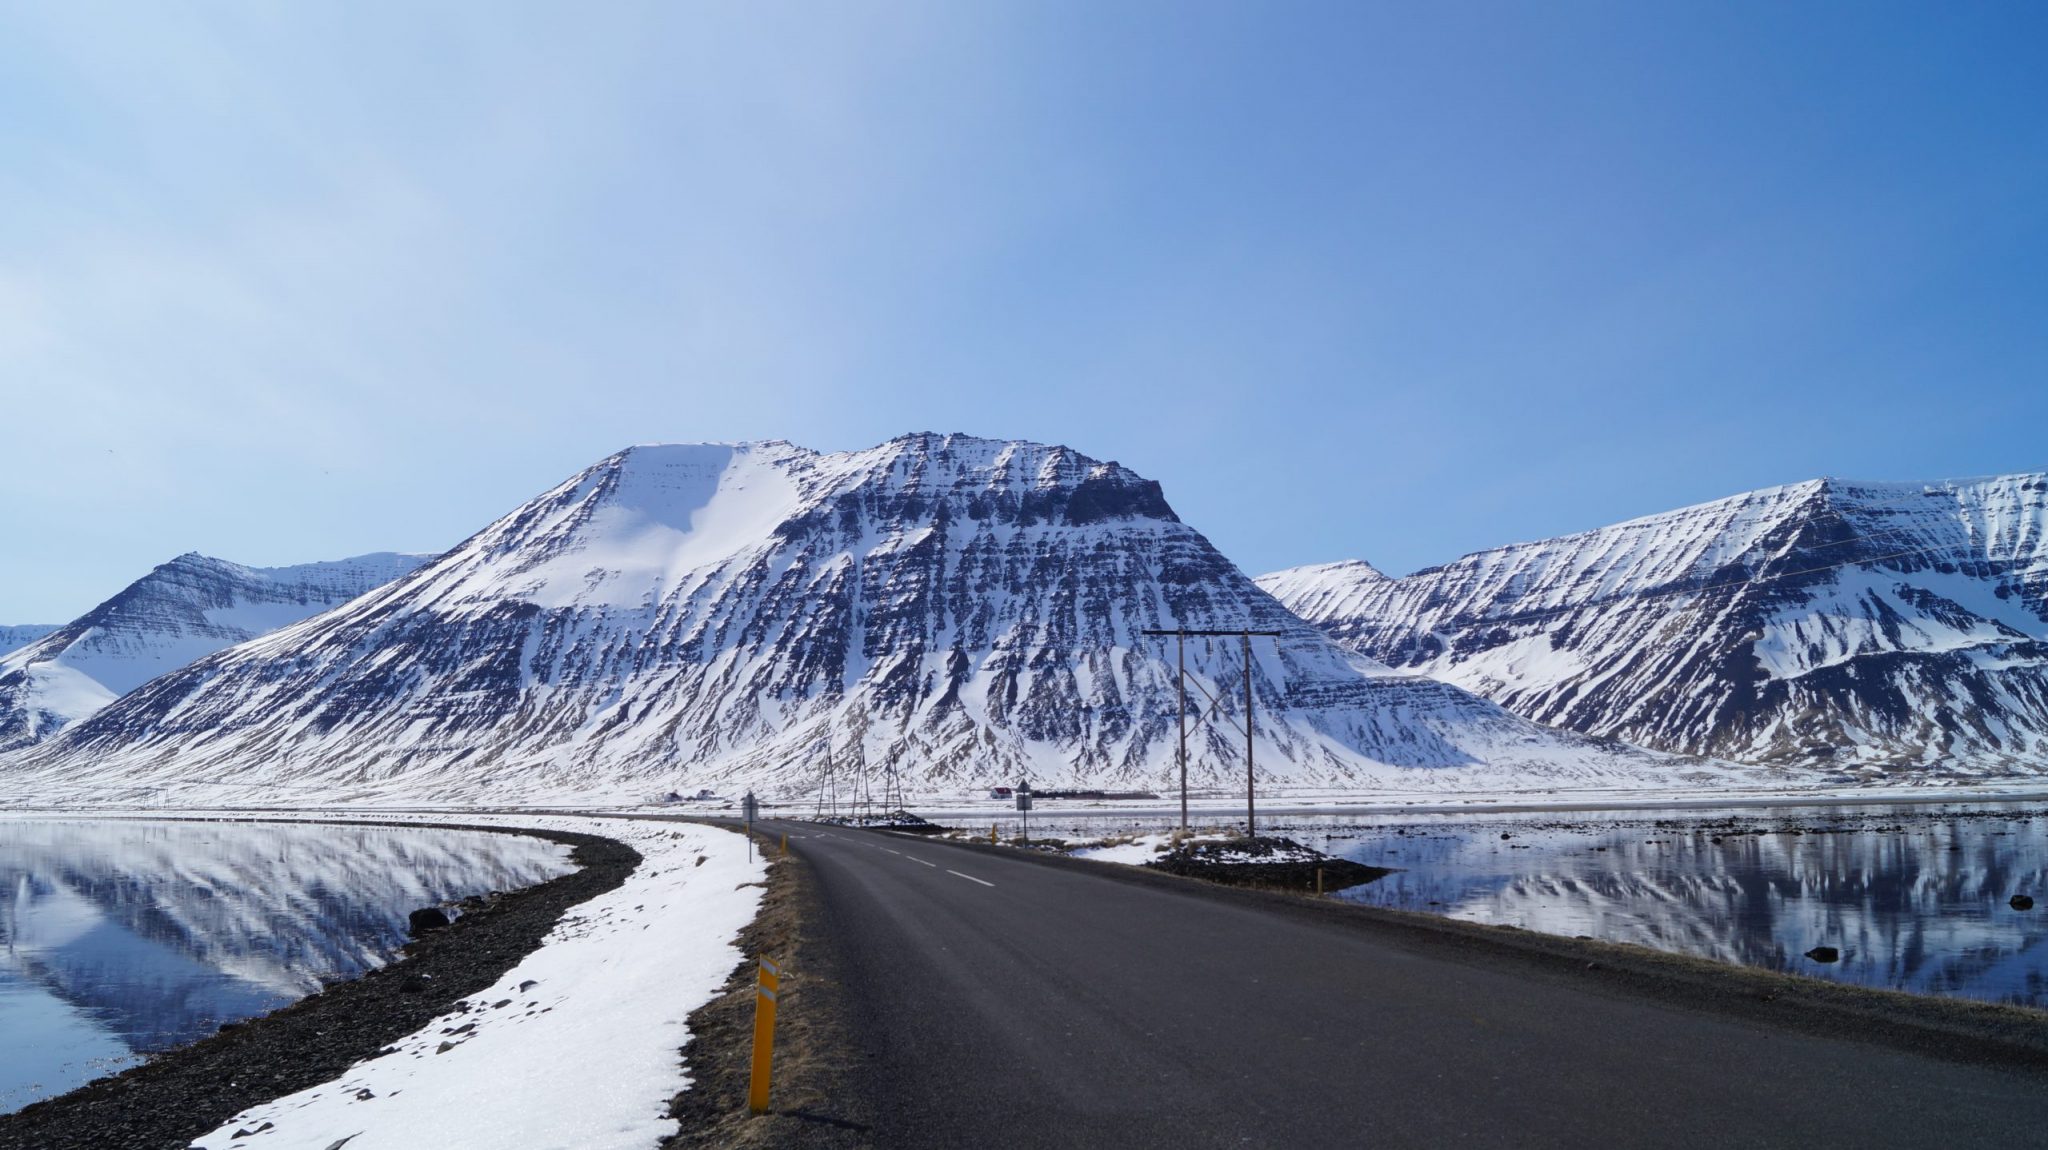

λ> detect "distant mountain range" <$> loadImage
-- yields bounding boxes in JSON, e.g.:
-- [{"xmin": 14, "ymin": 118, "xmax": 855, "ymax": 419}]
[
  {"xmin": 17, "ymin": 443, "xmax": 2040, "ymax": 803},
  {"xmin": 9, "ymin": 435, "xmax": 1701, "ymax": 804},
  {"xmin": 1260, "ymin": 474, "xmax": 2048, "ymax": 778},
  {"xmin": 0, "ymin": 552, "xmax": 429, "ymax": 752},
  {"xmin": 0, "ymin": 625, "xmax": 58, "ymax": 653}
]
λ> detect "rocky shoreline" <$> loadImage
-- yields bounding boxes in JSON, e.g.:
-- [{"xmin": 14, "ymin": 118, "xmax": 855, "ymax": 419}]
[{"xmin": 0, "ymin": 823, "xmax": 640, "ymax": 1150}]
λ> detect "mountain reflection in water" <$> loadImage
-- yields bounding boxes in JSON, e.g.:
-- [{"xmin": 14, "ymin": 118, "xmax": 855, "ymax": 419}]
[
  {"xmin": 0, "ymin": 819, "xmax": 572, "ymax": 1114},
  {"xmin": 1328, "ymin": 804, "xmax": 2048, "ymax": 1007}
]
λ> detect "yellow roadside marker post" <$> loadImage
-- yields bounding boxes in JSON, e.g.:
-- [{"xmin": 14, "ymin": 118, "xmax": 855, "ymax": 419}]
[
  {"xmin": 780, "ymin": 833, "xmax": 788, "ymax": 856},
  {"xmin": 748, "ymin": 956, "xmax": 782, "ymax": 1115},
  {"xmin": 989, "ymin": 823, "xmax": 997, "ymax": 844}
]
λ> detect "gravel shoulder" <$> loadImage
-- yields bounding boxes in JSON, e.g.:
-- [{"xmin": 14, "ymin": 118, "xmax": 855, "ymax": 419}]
[{"xmin": 663, "ymin": 824, "xmax": 875, "ymax": 1149}]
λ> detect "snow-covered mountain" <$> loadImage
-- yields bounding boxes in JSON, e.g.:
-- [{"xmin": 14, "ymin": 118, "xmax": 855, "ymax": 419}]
[
  {"xmin": 1259, "ymin": 474, "xmax": 2048, "ymax": 777},
  {"xmin": 0, "ymin": 625, "xmax": 57, "ymax": 654},
  {"xmin": 0, "ymin": 552, "xmax": 430, "ymax": 751},
  {"xmin": 13, "ymin": 435, "xmax": 1710, "ymax": 804},
  {"xmin": 1254, "ymin": 560, "xmax": 1388, "ymax": 628}
]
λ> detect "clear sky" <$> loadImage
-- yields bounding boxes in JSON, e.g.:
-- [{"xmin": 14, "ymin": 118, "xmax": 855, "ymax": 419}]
[{"xmin": 3, "ymin": 2, "xmax": 2044, "ymax": 622}]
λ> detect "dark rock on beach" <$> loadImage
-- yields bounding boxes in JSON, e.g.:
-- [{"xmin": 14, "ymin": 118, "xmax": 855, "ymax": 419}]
[
  {"xmin": 409, "ymin": 906, "xmax": 453, "ymax": 934},
  {"xmin": 1806, "ymin": 946, "xmax": 1841, "ymax": 963}
]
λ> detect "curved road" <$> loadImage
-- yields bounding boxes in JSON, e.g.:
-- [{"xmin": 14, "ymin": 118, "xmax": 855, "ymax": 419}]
[{"xmin": 771, "ymin": 821, "xmax": 2048, "ymax": 1149}]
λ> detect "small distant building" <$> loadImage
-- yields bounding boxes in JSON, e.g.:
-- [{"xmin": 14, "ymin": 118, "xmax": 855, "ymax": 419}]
[
  {"xmin": 658, "ymin": 789, "xmax": 719, "ymax": 804},
  {"xmin": 988, "ymin": 786, "xmax": 1014, "ymax": 799}
]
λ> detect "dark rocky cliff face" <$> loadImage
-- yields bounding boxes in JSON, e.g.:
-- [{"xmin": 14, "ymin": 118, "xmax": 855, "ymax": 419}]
[
  {"xmin": 19, "ymin": 434, "xmax": 1679, "ymax": 803},
  {"xmin": 1261, "ymin": 474, "xmax": 2048, "ymax": 777}
]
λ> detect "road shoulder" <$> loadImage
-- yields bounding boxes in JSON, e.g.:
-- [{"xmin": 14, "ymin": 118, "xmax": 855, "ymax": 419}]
[{"xmin": 667, "ymin": 828, "xmax": 876, "ymax": 1149}]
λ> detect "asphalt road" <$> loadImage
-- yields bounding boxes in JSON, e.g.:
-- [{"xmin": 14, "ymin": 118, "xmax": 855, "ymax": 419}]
[{"xmin": 771, "ymin": 821, "xmax": 2048, "ymax": 1149}]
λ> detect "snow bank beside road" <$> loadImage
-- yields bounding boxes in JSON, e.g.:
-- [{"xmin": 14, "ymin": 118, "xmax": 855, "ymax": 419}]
[{"xmin": 191, "ymin": 816, "xmax": 763, "ymax": 1150}]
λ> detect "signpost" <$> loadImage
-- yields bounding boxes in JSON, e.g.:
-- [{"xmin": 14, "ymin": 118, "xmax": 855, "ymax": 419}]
[
  {"xmin": 743, "ymin": 790, "xmax": 759, "ymax": 861},
  {"xmin": 1016, "ymin": 782, "xmax": 1033, "ymax": 846}
]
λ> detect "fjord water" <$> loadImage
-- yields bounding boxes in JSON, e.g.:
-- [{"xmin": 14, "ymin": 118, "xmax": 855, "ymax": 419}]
[
  {"xmin": 1318, "ymin": 803, "xmax": 2048, "ymax": 1007},
  {"xmin": 0, "ymin": 819, "xmax": 573, "ymax": 1115}
]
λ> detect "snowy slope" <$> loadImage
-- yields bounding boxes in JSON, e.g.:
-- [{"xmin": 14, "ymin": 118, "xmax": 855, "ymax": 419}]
[
  {"xmin": 0, "ymin": 553, "xmax": 430, "ymax": 750},
  {"xmin": 1254, "ymin": 560, "xmax": 1388, "ymax": 628},
  {"xmin": 0, "ymin": 625, "xmax": 57, "ymax": 654},
  {"xmin": 15, "ymin": 435, "xmax": 1709, "ymax": 804},
  {"xmin": 1258, "ymin": 474, "xmax": 2048, "ymax": 776}
]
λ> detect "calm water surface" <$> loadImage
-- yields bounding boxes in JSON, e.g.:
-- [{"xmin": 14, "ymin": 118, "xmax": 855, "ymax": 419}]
[
  {"xmin": 1023, "ymin": 802, "xmax": 2048, "ymax": 1008},
  {"xmin": 1315, "ymin": 803, "xmax": 2048, "ymax": 1007},
  {"xmin": 0, "ymin": 819, "xmax": 573, "ymax": 1115}
]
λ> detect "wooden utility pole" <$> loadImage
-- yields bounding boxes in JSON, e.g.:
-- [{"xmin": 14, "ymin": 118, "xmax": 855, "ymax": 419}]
[
  {"xmin": 1141, "ymin": 627, "xmax": 1282, "ymax": 837},
  {"xmin": 1177, "ymin": 633, "xmax": 1188, "ymax": 831},
  {"xmin": 1243, "ymin": 631, "xmax": 1255, "ymax": 837}
]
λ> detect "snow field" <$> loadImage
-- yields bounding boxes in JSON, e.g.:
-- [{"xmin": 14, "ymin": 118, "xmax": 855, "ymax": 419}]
[{"xmin": 189, "ymin": 815, "xmax": 765, "ymax": 1150}]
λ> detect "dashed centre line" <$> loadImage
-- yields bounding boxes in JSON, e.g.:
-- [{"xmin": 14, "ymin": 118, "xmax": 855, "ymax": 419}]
[
  {"xmin": 909, "ymin": 856, "xmax": 936, "ymax": 867},
  {"xmin": 947, "ymin": 869, "xmax": 995, "ymax": 887}
]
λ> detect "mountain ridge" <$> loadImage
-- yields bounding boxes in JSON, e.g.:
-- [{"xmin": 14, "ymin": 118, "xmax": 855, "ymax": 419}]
[
  {"xmin": 1259, "ymin": 471, "xmax": 2048, "ymax": 775},
  {"xmin": 12, "ymin": 434, "xmax": 1713, "ymax": 804},
  {"xmin": 0, "ymin": 551, "xmax": 432, "ymax": 751},
  {"xmin": 1, "ymin": 624, "xmax": 58, "ymax": 654}
]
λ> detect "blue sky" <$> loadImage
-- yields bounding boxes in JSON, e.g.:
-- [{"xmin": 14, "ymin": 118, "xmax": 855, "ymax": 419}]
[{"xmin": 3, "ymin": 2, "xmax": 2044, "ymax": 621}]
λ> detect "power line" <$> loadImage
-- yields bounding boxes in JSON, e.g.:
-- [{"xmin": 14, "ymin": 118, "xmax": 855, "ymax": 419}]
[{"xmin": 1141, "ymin": 628, "xmax": 1282, "ymax": 835}]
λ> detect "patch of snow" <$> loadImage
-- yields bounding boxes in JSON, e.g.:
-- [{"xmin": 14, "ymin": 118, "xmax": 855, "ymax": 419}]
[{"xmin": 1069, "ymin": 832, "xmax": 1178, "ymax": 864}]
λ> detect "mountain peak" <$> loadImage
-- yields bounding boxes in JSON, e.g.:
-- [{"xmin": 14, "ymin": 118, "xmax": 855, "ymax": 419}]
[{"xmin": 18, "ymin": 435, "xmax": 1685, "ymax": 803}]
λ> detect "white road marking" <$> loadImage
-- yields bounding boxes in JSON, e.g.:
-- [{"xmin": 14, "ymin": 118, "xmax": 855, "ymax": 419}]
[
  {"xmin": 947, "ymin": 869, "xmax": 995, "ymax": 887},
  {"xmin": 909, "ymin": 856, "xmax": 936, "ymax": 867}
]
